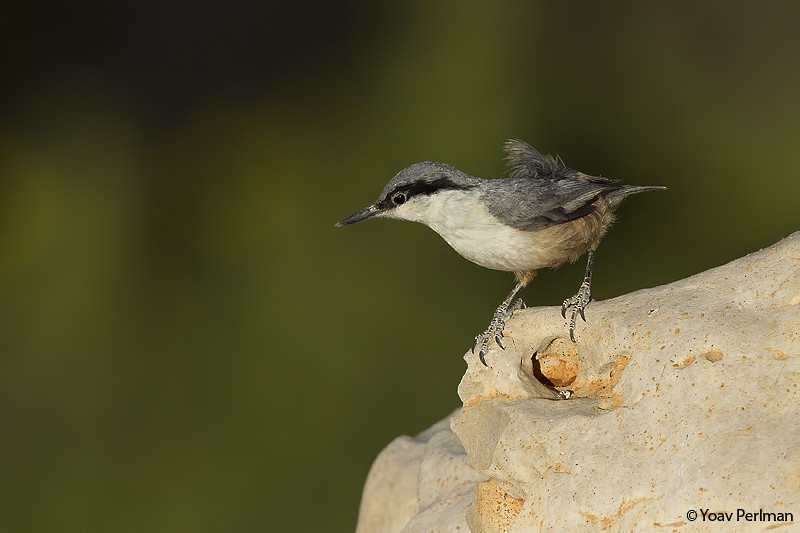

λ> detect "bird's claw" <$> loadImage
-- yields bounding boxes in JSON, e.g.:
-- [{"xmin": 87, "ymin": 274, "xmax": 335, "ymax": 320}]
[
  {"xmin": 473, "ymin": 318, "xmax": 505, "ymax": 366},
  {"xmin": 473, "ymin": 298, "xmax": 524, "ymax": 366},
  {"xmin": 562, "ymin": 282, "xmax": 592, "ymax": 342},
  {"xmin": 507, "ymin": 298, "xmax": 526, "ymax": 315},
  {"xmin": 472, "ymin": 332, "xmax": 491, "ymax": 366},
  {"xmin": 471, "ymin": 330, "xmax": 495, "ymax": 363}
]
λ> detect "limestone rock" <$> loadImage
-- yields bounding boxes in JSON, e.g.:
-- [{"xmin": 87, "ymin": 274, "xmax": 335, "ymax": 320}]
[
  {"xmin": 356, "ymin": 414, "xmax": 484, "ymax": 532},
  {"xmin": 357, "ymin": 233, "xmax": 800, "ymax": 532}
]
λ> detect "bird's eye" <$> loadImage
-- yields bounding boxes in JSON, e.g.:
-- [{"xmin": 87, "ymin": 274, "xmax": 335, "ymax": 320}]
[{"xmin": 391, "ymin": 192, "xmax": 407, "ymax": 205}]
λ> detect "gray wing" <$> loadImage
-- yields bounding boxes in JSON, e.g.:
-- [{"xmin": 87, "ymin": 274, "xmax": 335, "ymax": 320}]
[
  {"xmin": 481, "ymin": 176, "xmax": 618, "ymax": 231},
  {"xmin": 494, "ymin": 139, "xmax": 619, "ymax": 230}
]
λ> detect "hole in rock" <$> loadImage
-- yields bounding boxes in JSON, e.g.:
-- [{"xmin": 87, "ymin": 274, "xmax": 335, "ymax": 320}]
[{"xmin": 531, "ymin": 352, "xmax": 556, "ymax": 388}]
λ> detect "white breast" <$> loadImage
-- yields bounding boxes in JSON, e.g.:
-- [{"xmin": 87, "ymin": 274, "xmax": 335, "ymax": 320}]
[{"xmin": 389, "ymin": 189, "xmax": 554, "ymax": 272}]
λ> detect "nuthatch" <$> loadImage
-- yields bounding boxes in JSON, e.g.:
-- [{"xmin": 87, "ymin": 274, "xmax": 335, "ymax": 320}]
[{"xmin": 336, "ymin": 140, "xmax": 665, "ymax": 365}]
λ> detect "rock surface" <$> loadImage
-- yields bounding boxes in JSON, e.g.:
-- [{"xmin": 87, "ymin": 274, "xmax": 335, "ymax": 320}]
[{"xmin": 356, "ymin": 233, "xmax": 800, "ymax": 532}]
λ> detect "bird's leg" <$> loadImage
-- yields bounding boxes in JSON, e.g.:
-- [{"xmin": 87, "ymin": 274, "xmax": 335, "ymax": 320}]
[
  {"xmin": 561, "ymin": 250, "xmax": 595, "ymax": 342},
  {"xmin": 472, "ymin": 280, "xmax": 526, "ymax": 366}
]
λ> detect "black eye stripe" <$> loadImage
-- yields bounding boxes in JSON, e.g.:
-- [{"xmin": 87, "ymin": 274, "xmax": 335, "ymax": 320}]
[{"xmin": 378, "ymin": 176, "xmax": 475, "ymax": 209}]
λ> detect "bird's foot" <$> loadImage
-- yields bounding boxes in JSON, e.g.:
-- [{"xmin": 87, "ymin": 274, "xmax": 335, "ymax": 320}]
[
  {"xmin": 472, "ymin": 298, "xmax": 525, "ymax": 366},
  {"xmin": 561, "ymin": 281, "xmax": 592, "ymax": 342},
  {"xmin": 507, "ymin": 297, "xmax": 526, "ymax": 315}
]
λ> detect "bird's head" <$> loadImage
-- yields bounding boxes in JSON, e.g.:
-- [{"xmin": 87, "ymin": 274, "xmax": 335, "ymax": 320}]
[{"xmin": 335, "ymin": 161, "xmax": 477, "ymax": 227}]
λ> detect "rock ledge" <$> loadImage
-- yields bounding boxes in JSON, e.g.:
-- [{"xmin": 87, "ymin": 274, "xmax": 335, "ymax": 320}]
[{"xmin": 357, "ymin": 233, "xmax": 800, "ymax": 532}]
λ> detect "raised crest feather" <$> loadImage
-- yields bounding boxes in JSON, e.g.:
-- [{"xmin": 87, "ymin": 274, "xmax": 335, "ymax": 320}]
[{"xmin": 503, "ymin": 139, "xmax": 576, "ymax": 180}]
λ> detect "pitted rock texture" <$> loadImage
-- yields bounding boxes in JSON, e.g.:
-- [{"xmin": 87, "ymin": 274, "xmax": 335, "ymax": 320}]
[{"xmin": 357, "ymin": 233, "xmax": 800, "ymax": 532}]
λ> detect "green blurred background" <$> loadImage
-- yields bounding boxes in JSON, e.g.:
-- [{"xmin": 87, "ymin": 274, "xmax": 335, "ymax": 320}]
[{"xmin": 1, "ymin": 2, "xmax": 798, "ymax": 530}]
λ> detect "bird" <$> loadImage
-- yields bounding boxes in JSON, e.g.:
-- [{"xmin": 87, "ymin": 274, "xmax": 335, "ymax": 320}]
[{"xmin": 336, "ymin": 140, "xmax": 665, "ymax": 366}]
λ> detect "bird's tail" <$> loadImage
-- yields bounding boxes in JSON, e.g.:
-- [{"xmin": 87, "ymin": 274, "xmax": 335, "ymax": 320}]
[{"xmin": 606, "ymin": 185, "xmax": 667, "ymax": 206}]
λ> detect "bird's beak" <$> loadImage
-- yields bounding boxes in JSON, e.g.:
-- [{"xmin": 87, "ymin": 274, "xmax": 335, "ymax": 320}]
[{"xmin": 335, "ymin": 204, "xmax": 383, "ymax": 227}]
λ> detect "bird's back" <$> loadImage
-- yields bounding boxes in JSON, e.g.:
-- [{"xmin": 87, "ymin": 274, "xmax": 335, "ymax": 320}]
[
  {"xmin": 479, "ymin": 176, "xmax": 619, "ymax": 232},
  {"xmin": 482, "ymin": 140, "xmax": 664, "ymax": 233}
]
